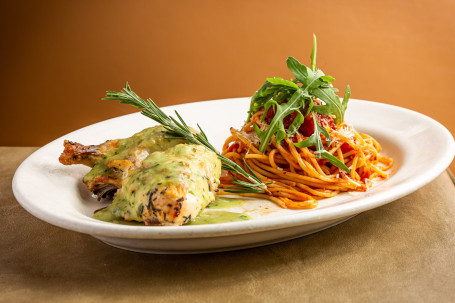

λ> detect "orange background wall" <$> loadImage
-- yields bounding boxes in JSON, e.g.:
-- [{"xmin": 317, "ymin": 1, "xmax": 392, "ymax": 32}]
[{"xmin": 1, "ymin": 0, "xmax": 454, "ymax": 170}]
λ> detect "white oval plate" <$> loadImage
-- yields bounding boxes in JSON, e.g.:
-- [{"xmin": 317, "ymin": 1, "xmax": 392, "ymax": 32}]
[{"xmin": 13, "ymin": 98, "xmax": 455, "ymax": 254}]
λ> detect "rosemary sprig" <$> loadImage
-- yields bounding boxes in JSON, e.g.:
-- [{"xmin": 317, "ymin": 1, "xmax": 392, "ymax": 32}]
[{"xmin": 103, "ymin": 83, "xmax": 268, "ymax": 194}]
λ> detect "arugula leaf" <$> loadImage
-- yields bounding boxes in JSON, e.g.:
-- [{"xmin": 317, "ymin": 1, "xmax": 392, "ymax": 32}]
[
  {"xmin": 260, "ymin": 99, "xmax": 278, "ymax": 123},
  {"xmin": 286, "ymin": 57, "xmax": 308, "ymax": 83},
  {"xmin": 317, "ymin": 150, "xmax": 350, "ymax": 173},
  {"xmin": 286, "ymin": 56, "xmax": 325, "ymax": 94},
  {"xmin": 341, "ymin": 85, "xmax": 351, "ymax": 121},
  {"xmin": 254, "ymin": 89, "xmax": 304, "ymax": 152},
  {"xmin": 266, "ymin": 77, "xmax": 300, "ymax": 90},
  {"xmin": 247, "ymin": 82, "xmax": 277, "ymax": 122},
  {"xmin": 320, "ymin": 75, "xmax": 335, "ymax": 83},
  {"xmin": 294, "ymin": 113, "xmax": 350, "ymax": 173},
  {"xmin": 248, "ymin": 80, "xmax": 298, "ymax": 122},
  {"xmin": 294, "ymin": 113, "xmax": 331, "ymax": 149},
  {"xmin": 311, "ymin": 86, "xmax": 344, "ymax": 124},
  {"xmin": 302, "ymin": 69, "xmax": 325, "ymax": 92},
  {"xmin": 287, "ymin": 111, "xmax": 304, "ymax": 137},
  {"xmin": 310, "ymin": 34, "xmax": 317, "ymax": 71}
]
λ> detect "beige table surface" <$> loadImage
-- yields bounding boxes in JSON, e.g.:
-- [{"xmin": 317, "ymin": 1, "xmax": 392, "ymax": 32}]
[{"xmin": 1, "ymin": 147, "xmax": 455, "ymax": 303}]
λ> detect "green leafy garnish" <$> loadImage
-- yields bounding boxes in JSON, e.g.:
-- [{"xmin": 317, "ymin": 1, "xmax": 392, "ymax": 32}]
[
  {"xmin": 253, "ymin": 89, "xmax": 307, "ymax": 151},
  {"xmin": 310, "ymin": 34, "xmax": 317, "ymax": 71},
  {"xmin": 266, "ymin": 77, "xmax": 300, "ymax": 90},
  {"xmin": 248, "ymin": 34, "xmax": 350, "ymax": 123},
  {"xmin": 247, "ymin": 81, "xmax": 295, "ymax": 122},
  {"xmin": 247, "ymin": 34, "xmax": 351, "ymax": 173},
  {"xmin": 103, "ymin": 83, "xmax": 268, "ymax": 194},
  {"xmin": 293, "ymin": 113, "xmax": 350, "ymax": 173}
]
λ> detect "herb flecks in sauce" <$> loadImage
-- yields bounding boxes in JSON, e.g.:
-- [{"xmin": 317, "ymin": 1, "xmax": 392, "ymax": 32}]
[
  {"xmin": 94, "ymin": 196, "xmax": 249, "ymax": 225},
  {"xmin": 102, "ymin": 144, "xmax": 221, "ymax": 225},
  {"xmin": 207, "ymin": 197, "xmax": 246, "ymax": 209},
  {"xmin": 84, "ymin": 126, "xmax": 188, "ymax": 184},
  {"xmin": 187, "ymin": 211, "xmax": 251, "ymax": 225},
  {"xmin": 93, "ymin": 208, "xmax": 142, "ymax": 225}
]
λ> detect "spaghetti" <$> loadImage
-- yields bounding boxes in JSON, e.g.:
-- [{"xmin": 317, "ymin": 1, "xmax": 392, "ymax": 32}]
[{"xmin": 219, "ymin": 109, "xmax": 393, "ymax": 209}]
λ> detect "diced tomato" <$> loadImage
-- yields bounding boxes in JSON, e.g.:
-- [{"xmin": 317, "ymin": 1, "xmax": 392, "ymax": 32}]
[
  {"xmin": 283, "ymin": 111, "xmax": 298, "ymax": 129},
  {"xmin": 360, "ymin": 169, "xmax": 371, "ymax": 180},
  {"xmin": 299, "ymin": 114, "xmax": 315, "ymax": 137},
  {"xmin": 263, "ymin": 100, "xmax": 336, "ymax": 138},
  {"xmin": 316, "ymin": 158, "xmax": 328, "ymax": 166},
  {"xmin": 227, "ymin": 143, "xmax": 239, "ymax": 153},
  {"xmin": 264, "ymin": 107, "xmax": 276, "ymax": 124},
  {"xmin": 340, "ymin": 143, "xmax": 353, "ymax": 153}
]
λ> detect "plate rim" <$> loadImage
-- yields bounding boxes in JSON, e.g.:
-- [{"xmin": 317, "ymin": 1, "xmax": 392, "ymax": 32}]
[{"xmin": 12, "ymin": 98, "xmax": 455, "ymax": 240}]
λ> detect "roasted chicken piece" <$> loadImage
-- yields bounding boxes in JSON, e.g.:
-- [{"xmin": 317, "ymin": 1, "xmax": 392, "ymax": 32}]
[
  {"xmin": 94, "ymin": 144, "xmax": 221, "ymax": 226},
  {"xmin": 59, "ymin": 126, "xmax": 221, "ymax": 226},
  {"xmin": 59, "ymin": 126, "xmax": 188, "ymax": 199}
]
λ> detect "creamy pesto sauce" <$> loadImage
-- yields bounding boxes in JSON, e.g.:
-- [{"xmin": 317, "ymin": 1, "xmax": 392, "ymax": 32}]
[
  {"xmin": 87, "ymin": 126, "xmax": 229, "ymax": 225},
  {"xmin": 187, "ymin": 210, "xmax": 251, "ymax": 225},
  {"xmin": 207, "ymin": 197, "xmax": 246, "ymax": 209},
  {"xmin": 93, "ymin": 208, "xmax": 143, "ymax": 225},
  {"xmin": 84, "ymin": 126, "xmax": 188, "ymax": 183},
  {"xmin": 94, "ymin": 208, "xmax": 251, "ymax": 225},
  {"xmin": 94, "ymin": 195, "xmax": 249, "ymax": 225},
  {"xmin": 107, "ymin": 144, "xmax": 221, "ymax": 222}
]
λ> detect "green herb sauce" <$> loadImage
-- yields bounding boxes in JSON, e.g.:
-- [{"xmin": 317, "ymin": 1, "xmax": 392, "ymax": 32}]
[
  {"xmin": 101, "ymin": 144, "xmax": 221, "ymax": 222},
  {"xmin": 187, "ymin": 210, "xmax": 251, "ymax": 225},
  {"xmin": 94, "ymin": 196, "xmax": 249, "ymax": 225},
  {"xmin": 93, "ymin": 208, "xmax": 142, "ymax": 226},
  {"xmin": 207, "ymin": 197, "xmax": 246, "ymax": 209},
  {"xmin": 84, "ymin": 126, "xmax": 188, "ymax": 184}
]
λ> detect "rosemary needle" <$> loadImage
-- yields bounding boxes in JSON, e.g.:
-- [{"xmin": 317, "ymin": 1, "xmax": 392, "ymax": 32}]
[{"xmin": 103, "ymin": 83, "xmax": 268, "ymax": 194}]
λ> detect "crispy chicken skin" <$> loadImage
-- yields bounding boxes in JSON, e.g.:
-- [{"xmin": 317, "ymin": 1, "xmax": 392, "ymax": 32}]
[
  {"xmin": 59, "ymin": 126, "xmax": 221, "ymax": 226},
  {"xmin": 59, "ymin": 139, "xmax": 119, "ymax": 167},
  {"xmin": 59, "ymin": 139, "xmax": 124, "ymax": 198}
]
